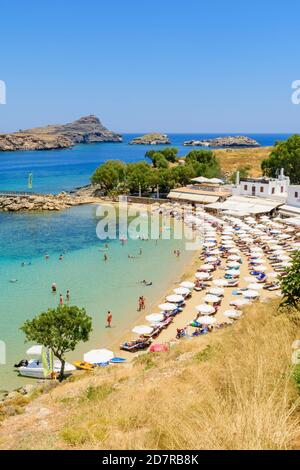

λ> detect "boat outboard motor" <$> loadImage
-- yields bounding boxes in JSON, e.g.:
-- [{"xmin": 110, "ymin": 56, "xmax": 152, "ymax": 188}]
[{"xmin": 14, "ymin": 359, "xmax": 28, "ymax": 368}]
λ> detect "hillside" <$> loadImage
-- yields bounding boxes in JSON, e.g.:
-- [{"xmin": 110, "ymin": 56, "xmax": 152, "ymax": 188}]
[
  {"xmin": 214, "ymin": 146, "xmax": 273, "ymax": 177},
  {"xmin": 0, "ymin": 115, "xmax": 122, "ymax": 151},
  {"xmin": 0, "ymin": 300, "xmax": 299, "ymax": 450}
]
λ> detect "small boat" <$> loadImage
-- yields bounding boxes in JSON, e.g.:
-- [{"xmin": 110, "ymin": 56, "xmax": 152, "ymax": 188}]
[
  {"xmin": 15, "ymin": 345, "xmax": 76, "ymax": 379},
  {"xmin": 73, "ymin": 361, "xmax": 95, "ymax": 371}
]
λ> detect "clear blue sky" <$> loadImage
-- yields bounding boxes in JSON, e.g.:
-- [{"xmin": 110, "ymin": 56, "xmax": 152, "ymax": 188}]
[{"xmin": 0, "ymin": 0, "xmax": 300, "ymax": 133}]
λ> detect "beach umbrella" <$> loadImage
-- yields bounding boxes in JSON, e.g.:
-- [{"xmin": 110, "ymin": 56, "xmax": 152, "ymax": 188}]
[
  {"xmin": 195, "ymin": 272, "xmax": 211, "ymax": 280},
  {"xmin": 225, "ymin": 269, "xmax": 240, "ymax": 277},
  {"xmin": 84, "ymin": 349, "xmax": 114, "ymax": 364},
  {"xmin": 198, "ymin": 316, "xmax": 217, "ymax": 325},
  {"xmin": 205, "ymin": 256, "xmax": 218, "ymax": 263},
  {"xmin": 226, "ymin": 262, "xmax": 241, "ymax": 269},
  {"xmin": 158, "ymin": 303, "xmax": 176, "ymax": 312},
  {"xmin": 166, "ymin": 294, "xmax": 184, "ymax": 303},
  {"xmin": 196, "ymin": 304, "xmax": 216, "ymax": 315},
  {"xmin": 180, "ymin": 281, "xmax": 195, "ymax": 289},
  {"xmin": 26, "ymin": 345, "xmax": 43, "ymax": 357},
  {"xmin": 254, "ymin": 265, "xmax": 267, "ymax": 272},
  {"xmin": 132, "ymin": 325, "xmax": 153, "ymax": 335},
  {"xmin": 213, "ymin": 279, "xmax": 228, "ymax": 287},
  {"xmin": 208, "ymin": 287, "xmax": 225, "ymax": 296},
  {"xmin": 199, "ymin": 264, "xmax": 215, "ymax": 271},
  {"xmin": 145, "ymin": 313, "xmax": 164, "ymax": 323},
  {"xmin": 230, "ymin": 299, "xmax": 250, "ymax": 307},
  {"xmin": 208, "ymin": 249, "xmax": 222, "ymax": 255},
  {"xmin": 174, "ymin": 287, "xmax": 190, "ymax": 296},
  {"xmin": 223, "ymin": 310, "xmax": 242, "ymax": 320},
  {"xmin": 228, "ymin": 248, "xmax": 240, "ymax": 254},
  {"xmin": 243, "ymin": 290, "xmax": 260, "ymax": 299},
  {"xmin": 228, "ymin": 255, "xmax": 241, "ymax": 261},
  {"xmin": 247, "ymin": 283, "xmax": 263, "ymax": 290},
  {"xmin": 203, "ymin": 242, "xmax": 216, "ymax": 248},
  {"xmin": 204, "ymin": 294, "xmax": 221, "ymax": 304}
]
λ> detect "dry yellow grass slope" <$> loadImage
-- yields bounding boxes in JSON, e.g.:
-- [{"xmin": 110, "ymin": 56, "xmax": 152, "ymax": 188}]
[
  {"xmin": 0, "ymin": 300, "xmax": 300, "ymax": 450},
  {"xmin": 214, "ymin": 146, "xmax": 272, "ymax": 177}
]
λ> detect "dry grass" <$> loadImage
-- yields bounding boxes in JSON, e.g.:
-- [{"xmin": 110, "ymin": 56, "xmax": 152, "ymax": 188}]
[
  {"xmin": 214, "ymin": 146, "xmax": 272, "ymax": 177},
  {"xmin": 1, "ymin": 300, "xmax": 300, "ymax": 450}
]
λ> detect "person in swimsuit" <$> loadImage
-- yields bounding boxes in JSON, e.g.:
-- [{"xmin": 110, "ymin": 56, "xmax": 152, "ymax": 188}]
[{"xmin": 106, "ymin": 311, "xmax": 113, "ymax": 328}]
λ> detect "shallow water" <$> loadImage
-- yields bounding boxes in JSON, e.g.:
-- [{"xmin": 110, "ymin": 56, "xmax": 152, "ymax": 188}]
[{"xmin": 0, "ymin": 204, "xmax": 194, "ymax": 392}]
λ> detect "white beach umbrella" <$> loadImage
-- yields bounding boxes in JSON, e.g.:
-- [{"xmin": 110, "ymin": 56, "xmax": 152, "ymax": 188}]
[
  {"xmin": 227, "ymin": 262, "xmax": 241, "ymax": 269},
  {"xmin": 213, "ymin": 279, "xmax": 228, "ymax": 287},
  {"xmin": 180, "ymin": 281, "xmax": 195, "ymax": 289},
  {"xmin": 228, "ymin": 248, "xmax": 240, "ymax": 254},
  {"xmin": 204, "ymin": 294, "xmax": 221, "ymax": 304},
  {"xmin": 225, "ymin": 269, "xmax": 240, "ymax": 277},
  {"xmin": 230, "ymin": 299, "xmax": 250, "ymax": 307},
  {"xmin": 195, "ymin": 272, "xmax": 211, "ymax": 280},
  {"xmin": 196, "ymin": 304, "xmax": 216, "ymax": 315},
  {"xmin": 228, "ymin": 255, "xmax": 241, "ymax": 261},
  {"xmin": 174, "ymin": 287, "xmax": 190, "ymax": 296},
  {"xmin": 223, "ymin": 310, "xmax": 242, "ymax": 320},
  {"xmin": 145, "ymin": 313, "xmax": 164, "ymax": 323},
  {"xmin": 26, "ymin": 345, "xmax": 43, "ymax": 357},
  {"xmin": 205, "ymin": 256, "xmax": 218, "ymax": 263},
  {"xmin": 243, "ymin": 290, "xmax": 260, "ymax": 299},
  {"xmin": 166, "ymin": 294, "xmax": 184, "ymax": 303},
  {"xmin": 84, "ymin": 349, "xmax": 114, "ymax": 364},
  {"xmin": 198, "ymin": 316, "xmax": 217, "ymax": 325},
  {"xmin": 158, "ymin": 303, "xmax": 176, "ymax": 312},
  {"xmin": 132, "ymin": 325, "xmax": 154, "ymax": 335},
  {"xmin": 199, "ymin": 264, "xmax": 215, "ymax": 271},
  {"xmin": 208, "ymin": 287, "xmax": 225, "ymax": 296},
  {"xmin": 247, "ymin": 283, "xmax": 263, "ymax": 290}
]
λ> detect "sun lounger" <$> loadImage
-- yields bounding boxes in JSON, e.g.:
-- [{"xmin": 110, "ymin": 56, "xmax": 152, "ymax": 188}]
[{"xmin": 120, "ymin": 339, "xmax": 151, "ymax": 352}]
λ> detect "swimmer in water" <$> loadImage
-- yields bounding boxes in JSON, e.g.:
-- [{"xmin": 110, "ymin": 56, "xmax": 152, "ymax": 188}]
[
  {"xmin": 9, "ymin": 279, "xmax": 18, "ymax": 283},
  {"xmin": 52, "ymin": 283, "xmax": 57, "ymax": 293},
  {"xmin": 66, "ymin": 290, "xmax": 70, "ymax": 302},
  {"xmin": 104, "ymin": 253, "xmax": 108, "ymax": 261},
  {"xmin": 45, "ymin": 254, "xmax": 49, "ymax": 260},
  {"xmin": 59, "ymin": 294, "xmax": 64, "ymax": 305},
  {"xmin": 59, "ymin": 254, "xmax": 64, "ymax": 261}
]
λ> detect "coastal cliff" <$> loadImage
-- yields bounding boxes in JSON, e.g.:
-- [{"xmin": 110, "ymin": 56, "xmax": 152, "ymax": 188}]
[
  {"xmin": 129, "ymin": 133, "xmax": 170, "ymax": 145},
  {"xmin": 0, "ymin": 115, "xmax": 122, "ymax": 152},
  {"xmin": 184, "ymin": 136, "xmax": 260, "ymax": 148}
]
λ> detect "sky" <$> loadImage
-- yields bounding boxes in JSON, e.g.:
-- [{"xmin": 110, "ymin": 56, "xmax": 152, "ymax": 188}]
[{"xmin": 0, "ymin": 0, "xmax": 300, "ymax": 133}]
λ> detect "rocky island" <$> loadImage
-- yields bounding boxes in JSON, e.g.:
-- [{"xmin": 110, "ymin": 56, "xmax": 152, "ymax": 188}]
[
  {"xmin": 0, "ymin": 115, "xmax": 122, "ymax": 152},
  {"xmin": 129, "ymin": 133, "xmax": 171, "ymax": 145},
  {"xmin": 184, "ymin": 136, "xmax": 260, "ymax": 148}
]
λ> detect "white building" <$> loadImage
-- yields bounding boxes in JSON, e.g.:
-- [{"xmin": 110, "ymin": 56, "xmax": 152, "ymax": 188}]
[
  {"xmin": 232, "ymin": 169, "xmax": 289, "ymax": 201},
  {"xmin": 279, "ymin": 184, "xmax": 300, "ymax": 217}
]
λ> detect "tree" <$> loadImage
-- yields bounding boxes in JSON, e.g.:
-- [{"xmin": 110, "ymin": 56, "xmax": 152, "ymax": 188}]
[
  {"xmin": 91, "ymin": 160, "xmax": 126, "ymax": 194},
  {"xmin": 171, "ymin": 164, "xmax": 196, "ymax": 186},
  {"xmin": 230, "ymin": 165, "xmax": 251, "ymax": 183},
  {"xmin": 280, "ymin": 251, "xmax": 300, "ymax": 311},
  {"xmin": 21, "ymin": 305, "xmax": 93, "ymax": 380},
  {"xmin": 261, "ymin": 135, "xmax": 300, "ymax": 184},
  {"xmin": 126, "ymin": 161, "xmax": 153, "ymax": 193},
  {"xmin": 185, "ymin": 149, "xmax": 215, "ymax": 164},
  {"xmin": 160, "ymin": 147, "xmax": 178, "ymax": 163}
]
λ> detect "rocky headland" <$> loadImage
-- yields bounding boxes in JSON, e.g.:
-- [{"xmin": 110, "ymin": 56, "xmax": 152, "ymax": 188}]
[
  {"xmin": 129, "ymin": 133, "xmax": 170, "ymax": 145},
  {"xmin": 184, "ymin": 136, "xmax": 260, "ymax": 148},
  {"xmin": 0, "ymin": 115, "xmax": 122, "ymax": 152}
]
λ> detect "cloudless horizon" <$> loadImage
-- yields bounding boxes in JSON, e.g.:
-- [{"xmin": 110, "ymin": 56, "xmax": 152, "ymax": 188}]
[{"xmin": 1, "ymin": 0, "xmax": 300, "ymax": 134}]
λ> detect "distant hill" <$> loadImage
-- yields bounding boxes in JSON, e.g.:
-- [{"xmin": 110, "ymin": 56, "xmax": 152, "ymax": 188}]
[{"xmin": 0, "ymin": 115, "xmax": 122, "ymax": 151}]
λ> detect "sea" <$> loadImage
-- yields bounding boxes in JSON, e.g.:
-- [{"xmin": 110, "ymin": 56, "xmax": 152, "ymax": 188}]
[{"xmin": 0, "ymin": 133, "xmax": 291, "ymax": 391}]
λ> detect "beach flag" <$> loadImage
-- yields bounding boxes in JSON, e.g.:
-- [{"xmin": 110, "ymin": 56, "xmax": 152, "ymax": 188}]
[
  {"xmin": 42, "ymin": 347, "xmax": 54, "ymax": 378},
  {"xmin": 28, "ymin": 172, "xmax": 33, "ymax": 189}
]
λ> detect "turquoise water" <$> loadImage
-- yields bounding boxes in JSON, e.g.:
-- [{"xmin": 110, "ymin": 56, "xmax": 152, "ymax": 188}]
[
  {"xmin": 0, "ymin": 133, "xmax": 292, "ymax": 194},
  {"xmin": 0, "ymin": 204, "xmax": 193, "ymax": 392}
]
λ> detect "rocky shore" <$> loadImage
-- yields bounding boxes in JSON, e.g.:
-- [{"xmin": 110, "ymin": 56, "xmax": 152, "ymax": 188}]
[
  {"xmin": 0, "ymin": 191, "xmax": 98, "ymax": 212},
  {"xmin": 129, "ymin": 133, "xmax": 170, "ymax": 145},
  {"xmin": 0, "ymin": 115, "xmax": 122, "ymax": 152},
  {"xmin": 184, "ymin": 136, "xmax": 260, "ymax": 148}
]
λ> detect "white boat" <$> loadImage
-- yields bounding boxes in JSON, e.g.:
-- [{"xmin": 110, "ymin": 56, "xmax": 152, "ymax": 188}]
[{"xmin": 16, "ymin": 345, "xmax": 76, "ymax": 379}]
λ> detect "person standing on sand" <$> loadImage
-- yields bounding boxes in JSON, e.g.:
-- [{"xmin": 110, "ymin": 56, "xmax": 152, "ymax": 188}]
[
  {"xmin": 106, "ymin": 311, "xmax": 112, "ymax": 328},
  {"xmin": 59, "ymin": 294, "xmax": 63, "ymax": 305},
  {"xmin": 141, "ymin": 296, "xmax": 146, "ymax": 310},
  {"xmin": 138, "ymin": 296, "xmax": 142, "ymax": 311}
]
